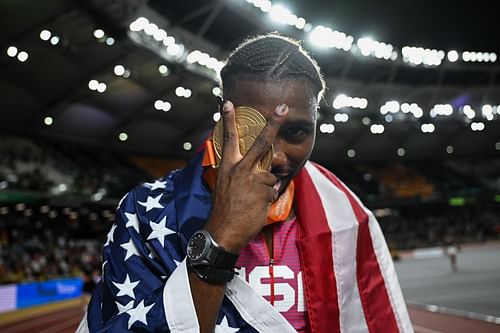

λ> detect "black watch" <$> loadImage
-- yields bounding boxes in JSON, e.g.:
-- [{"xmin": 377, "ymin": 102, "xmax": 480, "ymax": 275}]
[{"xmin": 186, "ymin": 230, "xmax": 239, "ymax": 283}]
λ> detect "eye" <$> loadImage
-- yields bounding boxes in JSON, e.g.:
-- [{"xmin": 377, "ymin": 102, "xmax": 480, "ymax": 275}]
[{"xmin": 281, "ymin": 127, "xmax": 311, "ymax": 143}]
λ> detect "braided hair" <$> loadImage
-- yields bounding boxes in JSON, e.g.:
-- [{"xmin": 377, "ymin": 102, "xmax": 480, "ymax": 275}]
[{"xmin": 220, "ymin": 33, "xmax": 325, "ymax": 102}]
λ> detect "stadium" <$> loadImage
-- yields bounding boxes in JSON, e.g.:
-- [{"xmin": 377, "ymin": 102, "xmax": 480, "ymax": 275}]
[{"xmin": 0, "ymin": 0, "xmax": 499, "ymax": 332}]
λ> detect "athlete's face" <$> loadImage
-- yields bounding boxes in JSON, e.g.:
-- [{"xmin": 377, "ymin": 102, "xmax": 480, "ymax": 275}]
[{"xmin": 227, "ymin": 79, "xmax": 317, "ymax": 195}]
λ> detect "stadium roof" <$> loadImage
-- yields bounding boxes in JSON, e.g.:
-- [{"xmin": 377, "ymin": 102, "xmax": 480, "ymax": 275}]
[{"xmin": 1, "ymin": 0, "xmax": 499, "ymax": 169}]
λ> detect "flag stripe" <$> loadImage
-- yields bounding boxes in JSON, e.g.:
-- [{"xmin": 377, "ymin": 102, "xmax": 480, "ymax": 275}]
[
  {"xmin": 226, "ymin": 275, "xmax": 296, "ymax": 333},
  {"xmin": 305, "ymin": 163, "xmax": 369, "ymax": 333},
  {"xmin": 313, "ymin": 164, "xmax": 401, "ymax": 333},
  {"xmin": 365, "ymin": 212, "xmax": 414, "ymax": 333},
  {"xmin": 295, "ymin": 165, "xmax": 341, "ymax": 333}
]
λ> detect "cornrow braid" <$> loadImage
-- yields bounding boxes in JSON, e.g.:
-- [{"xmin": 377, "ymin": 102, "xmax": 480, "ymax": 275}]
[{"xmin": 221, "ymin": 33, "xmax": 325, "ymax": 101}]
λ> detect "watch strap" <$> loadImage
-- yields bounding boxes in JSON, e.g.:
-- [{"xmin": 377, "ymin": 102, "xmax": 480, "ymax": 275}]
[
  {"xmin": 188, "ymin": 264, "xmax": 237, "ymax": 284},
  {"xmin": 210, "ymin": 244, "xmax": 239, "ymax": 269}
]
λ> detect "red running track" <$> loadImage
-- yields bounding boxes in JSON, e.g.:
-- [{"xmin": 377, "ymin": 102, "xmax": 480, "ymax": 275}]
[{"xmin": 1, "ymin": 304, "xmax": 499, "ymax": 333}]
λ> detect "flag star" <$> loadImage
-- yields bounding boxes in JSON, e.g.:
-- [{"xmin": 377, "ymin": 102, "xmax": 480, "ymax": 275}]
[
  {"xmin": 104, "ymin": 224, "xmax": 117, "ymax": 247},
  {"xmin": 138, "ymin": 194, "xmax": 164, "ymax": 212},
  {"xmin": 117, "ymin": 193, "xmax": 128, "ymax": 210},
  {"xmin": 126, "ymin": 300, "xmax": 154, "ymax": 330},
  {"xmin": 116, "ymin": 300, "xmax": 134, "ymax": 314},
  {"xmin": 125, "ymin": 212, "xmax": 140, "ymax": 234},
  {"xmin": 215, "ymin": 316, "xmax": 239, "ymax": 333},
  {"xmin": 144, "ymin": 180, "xmax": 167, "ymax": 191},
  {"xmin": 112, "ymin": 274, "xmax": 140, "ymax": 299},
  {"xmin": 120, "ymin": 239, "xmax": 141, "ymax": 261},
  {"xmin": 147, "ymin": 217, "xmax": 175, "ymax": 247}
]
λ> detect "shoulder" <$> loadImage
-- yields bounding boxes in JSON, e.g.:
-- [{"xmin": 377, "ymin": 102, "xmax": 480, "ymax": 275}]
[
  {"xmin": 303, "ymin": 161, "xmax": 347, "ymax": 189},
  {"xmin": 117, "ymin": 169, "xmax": 182, "ymax": 210}
]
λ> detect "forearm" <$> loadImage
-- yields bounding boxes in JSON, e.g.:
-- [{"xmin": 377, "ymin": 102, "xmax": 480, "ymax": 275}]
[{"xmin": 189, "ymin": 270, "xmax": 226, "ymax": 333}]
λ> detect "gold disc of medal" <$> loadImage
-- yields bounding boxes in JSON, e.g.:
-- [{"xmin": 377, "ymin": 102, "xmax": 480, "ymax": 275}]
[{"xmin": 213, "ymin": 106, "xmax": 273, "ymax": 171}]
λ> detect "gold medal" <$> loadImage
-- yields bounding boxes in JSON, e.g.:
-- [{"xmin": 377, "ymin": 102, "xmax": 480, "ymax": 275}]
[{"xmin": 212, "ymin": 106, "xmax": 273, "ymax": 171}]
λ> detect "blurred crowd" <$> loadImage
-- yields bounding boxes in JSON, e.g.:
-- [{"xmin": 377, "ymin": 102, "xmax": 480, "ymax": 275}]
[
  {"xmin": 378, "ymin": 203, "xmax": 500, "ymax": 251},
  {"xmin": 0, "ymin": 208, "xmax": 106, "ymax": 284}
]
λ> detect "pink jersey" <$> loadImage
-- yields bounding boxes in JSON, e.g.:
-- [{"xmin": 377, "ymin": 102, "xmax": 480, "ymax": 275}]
[{"xmin": 235, "ymin": 217, "xmax": 309, "ymax": 333}]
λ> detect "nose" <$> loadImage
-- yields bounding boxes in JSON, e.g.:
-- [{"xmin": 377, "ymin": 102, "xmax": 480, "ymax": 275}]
[{"xmin": 271, "ymin": 141, "xmax": 287, "ymax": 168}]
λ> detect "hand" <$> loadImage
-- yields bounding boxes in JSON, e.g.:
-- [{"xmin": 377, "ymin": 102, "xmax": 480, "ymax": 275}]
[{"xmin": 205, "ymin": 100, "xmax": 289, "ymax": 252}]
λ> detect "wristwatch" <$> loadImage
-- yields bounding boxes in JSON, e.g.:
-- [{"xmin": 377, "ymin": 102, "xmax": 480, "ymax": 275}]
[{"xmin": 186, "ymin": 230, "xmax": 239, "ymax": 283}]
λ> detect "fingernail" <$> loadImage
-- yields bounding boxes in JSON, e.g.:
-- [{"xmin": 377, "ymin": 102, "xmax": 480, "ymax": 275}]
[
  {"xmin": 275, "ymin": 103, "xmax": 288, "ymax": 116},
  {"xmin": 223, "ymin": 100, "xmax": 233, "ymax": 112}
]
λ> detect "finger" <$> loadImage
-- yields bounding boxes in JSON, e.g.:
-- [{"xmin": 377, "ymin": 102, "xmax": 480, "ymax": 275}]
[
  {"xmin": 253, "ymin": 171, "xmax": 277, "ymax": 186},
  {"xmin": 220, "ymin": 100, "xmax": 240, "ymax": 164},
  {"xmin": 267, "ymin": 186, "xmax": 279, "ymax": 203},
  {"xmin": 243, "ymin": 103, "xmax": 289, "ymax": 168}
]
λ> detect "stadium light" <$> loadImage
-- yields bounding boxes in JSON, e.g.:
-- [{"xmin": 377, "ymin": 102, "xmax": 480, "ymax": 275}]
[
  {"xmin": 333, "ymin": 113, "xmax": 349, "ymax": 123},
  {"xmin": 50, "ymin": 36, "xmax": 60, "ymax": 45},
  {"xmin": 212, "ymin": 87, "xmax": 222, "ymax": 96},
  {"xmin": 175, "ymin": 87, "xmax": 185, "ymax": 97},
  {"xmin": 347, "ymin": 149, "xmax": 356, "ymax": 158},
  {"xmin": 462, "ymin": 105, "xmax": 476, "ymax": 119},
  {"xmin": 17, "ymin": 51, "xmax": 28, "ymax": 62},
  {"xmin": 470, "ymin": 122, "xmax": 485, "ymax": 131},
  {"xmin": 481, "ymin": 105, "xmax": 494, "ymax": 121},
  {"xmin": 183, "ymin": 141, "xmax": 192, "ymax": 151},
  {"xmin": 114, "ymin": 65, "xmax": 126, "ymax": 76},
  {"xmin": 44, "ymin": 116, "xmax": 53, "ymax": 126},
  {"xmin": 7, "ymin": 46, "xmax": 18, "ymax": 57},
  {"xmin": 93, "ymin": 29, "xmax": 105, "ymax": 39},
  {"xmin": 118, "ymin": 132, "xmax": 128, "ymax": 141},
  {"xmin": 40, "ymin": 30, "xmax": 51, "ymax": 41},
  {"xmin": 333, "ymin": 94, "xmax": 368, "ymax": 109},
  {"xmin": 430, "ymin": 104, "xmax": 453, "ymax": 118},
  {"xmin": 370, "ymin": 124, "xmax": 385, "ymax": 134},
  {"xmin": 447, "ymin": 50, "xmax": 459, "ymax": 62},
  {"xmin": 420, "ymin": 123, "xmax": 435, "ymax": 133},
  {"xmin": 158, "ymin": 65, "xmax": 169, "ymax": 76},
  {"xmin": 154, "ymin": 100, "xmax": 171, "ymax": 112},
  {"xmin": 319, "ymin": 123, "xmax": 335, "ymax": 134}
]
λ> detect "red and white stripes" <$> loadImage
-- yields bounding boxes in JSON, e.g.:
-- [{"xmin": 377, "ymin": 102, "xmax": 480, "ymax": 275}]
[{"xmin": 295, "ymin": 162, "xmax": 413, "ymax": 333}]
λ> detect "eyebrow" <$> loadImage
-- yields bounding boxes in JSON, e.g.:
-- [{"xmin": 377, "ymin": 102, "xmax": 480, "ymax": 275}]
[{"xmin": 281, "ymin": 118, "xmax": 315, "ymax": 128}]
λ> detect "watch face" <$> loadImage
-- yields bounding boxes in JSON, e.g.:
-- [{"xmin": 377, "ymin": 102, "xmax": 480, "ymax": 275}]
[{"xmin": 187, "ymin": 232, "xmax": 209, "ymax": 263}]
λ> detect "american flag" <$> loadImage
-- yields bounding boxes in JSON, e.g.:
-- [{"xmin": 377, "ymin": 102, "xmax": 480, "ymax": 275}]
[{"xmin": 77, "ymin": 151, "xmax": 413, "ymax": 333}]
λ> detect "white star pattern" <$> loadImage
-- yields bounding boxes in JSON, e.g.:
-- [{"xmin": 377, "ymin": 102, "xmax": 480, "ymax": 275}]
[
  {"xmin": 120, "ymin": 239, "xmax": 141, "ymax": 261},
  {"xmin": 116, "ymin": 300, "xmax": 134, "ymax": 314},
  {"xmin": 215, "ymin": 316, "xmax": 239, "ymax": 333},
  {"xmin": 125, "ymin": 212, "xmax": 140, "ymax": 234},
  {"xmin": 144, "ymin": 180, "xmax": 167, "ymax": 191},
  {"xmin": 126, "ymin": 299, "xmax": 154, "ymax": 329},
  {"xmin": 112, "ymin": 274, "xmax": 140, "ymax": 299},
  {"xmin": 147, "ymin": 217, "xmax": 175, "ymax": 247},
  {"xmin": 138, "ymin": 194, "xmax": 164, "ymax": 212},
  {"xmin": 104, "ymin": 224, "xmax": 117, "ymax": 247}
]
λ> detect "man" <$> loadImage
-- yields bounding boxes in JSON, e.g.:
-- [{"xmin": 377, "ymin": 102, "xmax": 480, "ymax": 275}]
[{"xmin": 78, "ymin": 33, "xmax": 413, "ymax": 333}]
